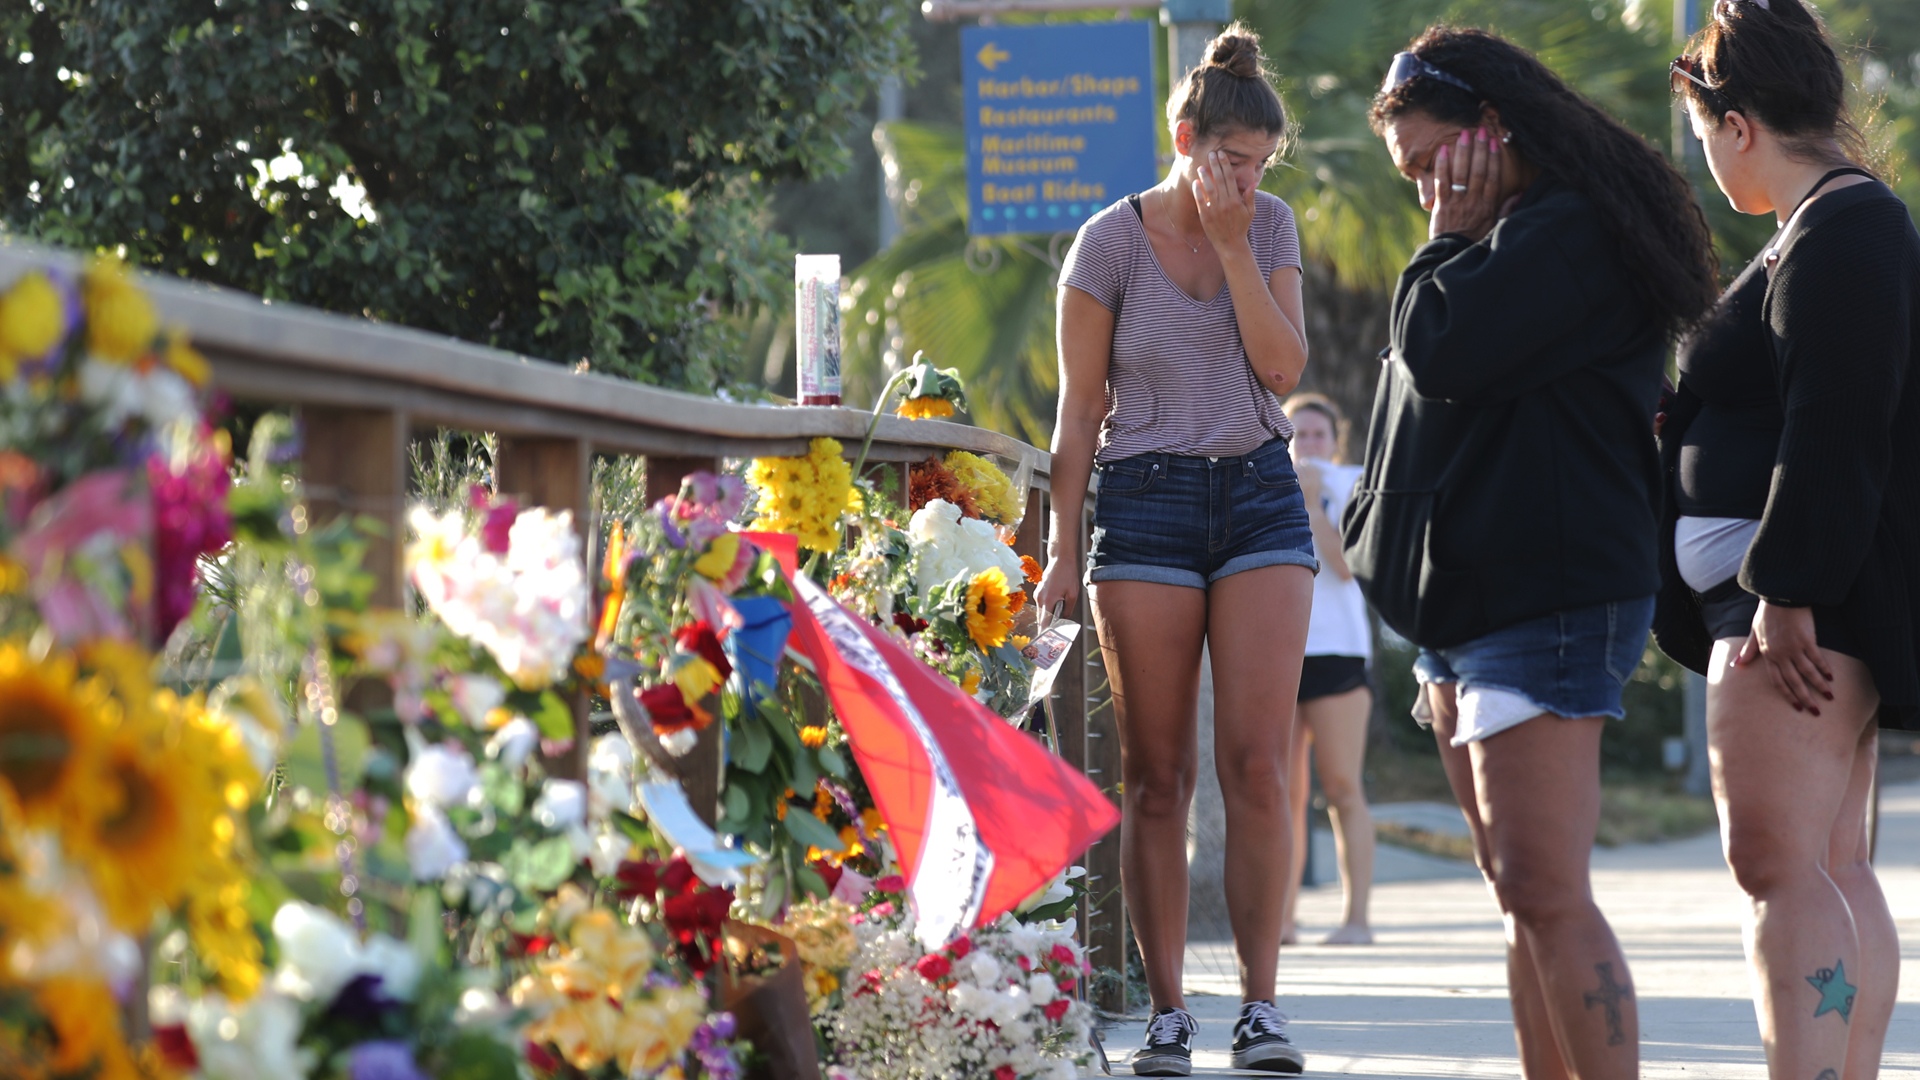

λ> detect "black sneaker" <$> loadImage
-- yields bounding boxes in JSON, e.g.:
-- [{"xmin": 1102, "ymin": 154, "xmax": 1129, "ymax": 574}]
[
  {"xmin": 1231, "ymin": 999, "xmax": 1306, "ymax": 1073},
  {"xmin": 1130, "ymin": 1006, "xmax": 1196, "ymax": 1076}
]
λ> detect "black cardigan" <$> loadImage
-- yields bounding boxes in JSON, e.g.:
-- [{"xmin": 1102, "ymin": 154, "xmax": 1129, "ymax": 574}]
[
  {"xmin": 1653, "ymin": 181, "xmax": 1920, "ymax": 730},
  {"xmin": 1341, "ymin": 181, "xmax": 1666, "ymax": 648}
]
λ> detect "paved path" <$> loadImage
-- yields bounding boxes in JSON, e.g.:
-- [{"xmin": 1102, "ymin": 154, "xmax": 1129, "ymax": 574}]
[{"xmin": 1119, "ymin": 779, "xmax": 1920, "ymax": 1077}]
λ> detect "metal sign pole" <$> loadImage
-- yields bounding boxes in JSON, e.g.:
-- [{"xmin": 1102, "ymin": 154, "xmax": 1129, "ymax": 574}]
[{"xmin": 1160, "ymin": 0, "xmax": 1231, "ymax": 85}]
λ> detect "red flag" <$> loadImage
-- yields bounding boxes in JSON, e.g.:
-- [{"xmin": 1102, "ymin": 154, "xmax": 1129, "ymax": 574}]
[
  {"xmin": 784, "ymin": 572, "xmax": 1117, "ymax": 946},
  {"xmin": 739, "ymin": 530, "xmax": 798, "ymax": 578}
]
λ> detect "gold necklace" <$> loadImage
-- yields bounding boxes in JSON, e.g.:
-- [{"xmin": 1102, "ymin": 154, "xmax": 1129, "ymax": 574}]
[{"xmin": 1158, "ymin": 189, "xmax": 1204, "ymax": 254}]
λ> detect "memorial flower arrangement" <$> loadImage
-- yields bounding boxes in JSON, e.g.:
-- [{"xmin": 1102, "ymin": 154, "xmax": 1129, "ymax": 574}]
[
  {"xmin": 0, "ymin": 256, "xmax": 1098, "ymax": 1079},
  {"xmin": 886, "ymin": 353, "xmax": 970, "ymax": 422},
  {"xmin": 822, "ymin": 895, "xmax": 1094, "ymax": 1080}
]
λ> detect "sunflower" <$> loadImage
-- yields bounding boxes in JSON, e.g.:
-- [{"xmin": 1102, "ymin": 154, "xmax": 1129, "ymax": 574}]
[
  {"xmin": 895, "ymin": 396, "xmax": 955, "ymax": 420},
  {"xmin": 964, "ymin": 567, "xmax": 1015, "ymax": 650},
  {"xmin": 64, "ymin": 688, "xmax": 236, "ymax": 932},
  {"xmin": 34, "ymin": 976, "xmax": 140, "ymax": 1079},
  {"xmin": 82, "ymin": 258, "xmax": 158, "ymax": 364},
  {"xmin": 0, "ymin": 643, "xmax": 109, "ymax": 825}
]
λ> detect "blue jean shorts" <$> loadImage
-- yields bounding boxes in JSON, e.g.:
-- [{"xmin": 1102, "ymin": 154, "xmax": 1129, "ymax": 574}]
[
  {"xmin": 1412, "ymin": 596, "xmax": 1654, "ymax": 743},
  {"xmin": 1087, "ymin": 439, "xmax": 1318, "ymax": 591}
]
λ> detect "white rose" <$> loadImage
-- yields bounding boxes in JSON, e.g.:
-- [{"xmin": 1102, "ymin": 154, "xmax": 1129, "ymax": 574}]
[
  {"xmin": 485, "ymin": 717, "xmax": 540, "ymax": 770},
  {"xmin": 270, "ymin": 902, "xmax": 363, "ymax": 1002},
  {"xmin": 587, "ymin": 827, "xmax": 629, "ymax": 878},
  {"xmin": 188, "ymin": 990, "xmax": 316, "ymax": 1080},
  {"xmin": 359, "ymin": 934, "xmax": 423, "ymax": 1002},
  {"xmin": 405, "ymin": 805, "xmax": 468, "ymax": 881},
  {"xmin": 532, "ymin": 779, "xmax": 588, "ymax": 831},
  {"xmin": 446, "ymin": 674, "xmax": 506, "ymax": 729},
  {"xmin": 587, "ymin": 734, "xmax": 636, "ymax": 814},
  {"xmin": 404, "ymin": 743, "xmax": 479, "ymax": 808},
  {"xmin": 1027, "ymin": 971, "xmax": 1058, "ymax": 1006}
]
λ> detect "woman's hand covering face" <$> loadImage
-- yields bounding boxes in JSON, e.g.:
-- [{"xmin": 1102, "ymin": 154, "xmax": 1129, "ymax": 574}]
[{"xmin": 1429, "ymin": 126, "xmax": 1517, "ymax": 242}]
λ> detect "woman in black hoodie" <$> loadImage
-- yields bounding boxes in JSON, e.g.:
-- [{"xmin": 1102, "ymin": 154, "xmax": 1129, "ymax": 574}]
[
  {"xmin": 1342, "ymin": 27, "xmax": 1718, "ymax": 1079},
  {"xmin": 1659, "ymin": 0, "xmax": 1919, "ymax": 1074}
]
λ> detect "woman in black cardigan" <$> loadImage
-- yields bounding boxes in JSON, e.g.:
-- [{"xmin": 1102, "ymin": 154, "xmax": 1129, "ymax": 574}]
[
  {"xmin": 1659, "ymin": 0, "xmax": 1919, "ymax": 1075},
  {"xmin": 1347, "ymin": 26, "xmax": 1718, "ymax": 1079}
]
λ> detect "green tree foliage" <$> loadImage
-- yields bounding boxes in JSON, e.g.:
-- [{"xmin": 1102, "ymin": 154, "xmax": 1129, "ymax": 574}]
[{"xmin": 0, "ymin": 0, "xmax": 910, "ymax": 387}]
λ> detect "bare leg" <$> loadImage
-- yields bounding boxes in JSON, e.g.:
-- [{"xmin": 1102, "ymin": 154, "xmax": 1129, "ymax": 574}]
[
  {"xmin": 1091, "ymin": 580, "xmax": 1209, "ymax": 1012},
  {"xmin": 1472, "ymin": 715, "xmax": 1637, "ymax": 1080},
  {"xmin": 1303, "ymin": 686, "xmax": 1374, "ymax": 943},
  {"xmin": 1708, "ymin": 640, "xmax": 1882, "ymax": 1080},
  {"xmin": 1279, "ymin": 717, "xmax": 1310, "ymax": 944},
  {"xmin": 1429, "ymin": 684, "xmax": 1571, "ymax": 1080},
  {"xmin": 1833, "ymin": 725, "xmax": 1896, "ymax": 1080},
  {"xmin": 1208, "ymin": 564, "xmax": 1313, "ymax": 1002}
]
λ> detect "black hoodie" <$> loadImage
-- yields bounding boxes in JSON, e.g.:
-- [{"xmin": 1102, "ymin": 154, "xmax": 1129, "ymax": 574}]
[{"xmin": 1341, "ymin": 180, "xmax": 1666, "ymax": 648}]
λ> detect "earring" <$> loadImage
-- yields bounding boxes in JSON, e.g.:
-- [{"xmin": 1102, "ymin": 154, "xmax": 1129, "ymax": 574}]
[{"xmin": 1500, "ymin": 132, "xmax": 1512, "ymax": 145}]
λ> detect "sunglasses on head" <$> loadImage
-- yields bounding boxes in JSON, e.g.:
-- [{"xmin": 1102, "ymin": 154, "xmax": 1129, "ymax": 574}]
[
  {"xmin": 1381, "ymin": 51, "xmax": 1478, "ymax": 98},
  {"xmin": 1669, "ymin": 53, "xmax": 1738, "ymax": 112}
]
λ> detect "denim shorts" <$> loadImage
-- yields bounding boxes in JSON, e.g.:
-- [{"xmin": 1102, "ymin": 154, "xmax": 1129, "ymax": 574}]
[
  {"xmin": 1412, "ymin": 596, "xmax": 1654, "ymax": 744},
  {"xmin": 1087, "ymin": 439, "xmax": 1318, "ymax": 590}
]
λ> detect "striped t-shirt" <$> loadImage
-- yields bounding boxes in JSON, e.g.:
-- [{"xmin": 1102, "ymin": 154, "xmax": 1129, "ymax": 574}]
[{"xmin": 1061, "ymin": 191, "xmax": 1302, "ymax": 464}]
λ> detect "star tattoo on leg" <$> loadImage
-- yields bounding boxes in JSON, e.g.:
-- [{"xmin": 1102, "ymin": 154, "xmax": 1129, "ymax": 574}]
[
  {"xmin": 1807, "ymin": 961, "xmax": 1856, "ymax": 1022},
  {"xmin": 1583, "ymin": 962, "xmax": 1633, "ymax": 1046}
]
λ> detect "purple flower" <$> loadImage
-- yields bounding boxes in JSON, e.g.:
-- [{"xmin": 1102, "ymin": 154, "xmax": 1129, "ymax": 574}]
[
  {"xmin": 348, "ymin": 1040, "xmax": 428, "ymax": 1080},
  {"xmin": 652, "ymin": 498, "xmax": 688, "ymax": 548},
  {"xmin": 689, "ymin": 1012, "xmax": 742, "ymax": 1080}
]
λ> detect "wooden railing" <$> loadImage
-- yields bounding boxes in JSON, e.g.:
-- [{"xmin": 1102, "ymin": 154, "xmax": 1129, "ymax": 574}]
[{"xmin": 0, "ymin": 241, "xmax": 1130, "ymax": 1012}]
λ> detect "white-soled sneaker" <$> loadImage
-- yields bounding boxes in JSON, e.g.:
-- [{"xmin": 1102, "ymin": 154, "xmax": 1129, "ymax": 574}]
[
  {"xmin": 1230, "ymin": 999, "xmax": 1306, "ymax": 1073},
  {"xmin": 1130, "ymin": 1006, "xmax": 1196, "ymax": 1076}
]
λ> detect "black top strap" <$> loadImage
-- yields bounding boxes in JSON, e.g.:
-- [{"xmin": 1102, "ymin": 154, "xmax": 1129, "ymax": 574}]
[
  {"xmin": 1126, "ymin": 192, "xmax": 1143, "ymax": 221},
  {"xmin": 1790, "ymin": 167, "xmax": 1875, "ymax": 218}
]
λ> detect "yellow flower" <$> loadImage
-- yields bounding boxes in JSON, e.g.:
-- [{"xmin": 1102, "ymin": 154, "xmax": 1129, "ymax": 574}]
[
  {"xmin": 895, "ymin": 396, "xmax": 955, "ymax": 420},
  {"xmin": 549, "ymin": 908, "xmax": 656, "ymax": 999},
  {"xmin": 749, "ymin": 438, "xmax": 854, "ymax": 554},
  {"xmin": 946, "ymin": 451, "xmax": 1024, "ymax": 526},
  {"xmin": 618, "ymin": 985, "xmax": 706, "ymax": 1075},
  {"xmin": 672, "ymin": 655, "xmax": 723, "ymax": 704},
  {"xmin": 860, "ymin": 808, "xmax": 885, "ymax": 835},
  {"xmin": 798, "ymin": 725, "xmax": 828, "ymax": 749},
  {"xmin": 0, "ymin": 271, "xmax": 68, "ymax": 367},
  {"xmin": 0, "ymin": 643, "xmax": 109, "ymax": 826},
  {"xmin": 960, "ymin": 667, "xmax": 981, "ymax": 695},
  {"xmin": 1010, "ymin": 635, "xmax": 1032, "ymax": 650},
  {"xmin": 163, "ymin": 328, "xmax": 210, "ymax": 387},
  {"xmin": 190, "ymin": 871, "xmax": 266, "ymax": 998},
  {"xmin": 35, "ymin": 976, "xmax": 140, "ymax": 1079},
  {"xmin": 964, "ymin": 567, "xmax": 1015, "ymax": 650},
  {"xmin": 692, "ymin": 531, "xmax": 741, "ymax": 580},
  {"xmin": 82, "ymin": 258, "xmax": 158, "ymax": 364}
]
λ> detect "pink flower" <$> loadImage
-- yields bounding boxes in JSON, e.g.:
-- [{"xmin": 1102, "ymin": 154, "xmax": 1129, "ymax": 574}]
[
  {"xmin": 869, "ymin": 901, "xmax": 895, "ymax": 919},
  {"xmin": 12, "ymin": 468, "xmax": 152, "ymax": 643},
  {"xmin": 874, "ymin": 875, "xmax": 906, "ymax": 894},
  {"xmin": 914, "ymin": 954, "xmax": 951, "ymax": 982},
  {"xmin": 149, "ymin": 429, "xmax": 233, "ymax": 638},
  {"xmin": 1049, "ymin": 944, "xmax": 1077, "ymax": 966}
]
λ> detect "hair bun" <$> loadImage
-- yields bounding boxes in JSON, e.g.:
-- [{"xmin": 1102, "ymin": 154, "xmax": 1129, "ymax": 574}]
[{"xmin": 1206, "ymin": 32, "xmax": 1263, "ymax": 79}]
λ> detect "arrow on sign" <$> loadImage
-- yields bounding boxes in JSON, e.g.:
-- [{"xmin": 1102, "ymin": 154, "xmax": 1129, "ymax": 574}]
[{"xmin": 976, "ymin": 42, "xmax": 1010, "ymax": 71}]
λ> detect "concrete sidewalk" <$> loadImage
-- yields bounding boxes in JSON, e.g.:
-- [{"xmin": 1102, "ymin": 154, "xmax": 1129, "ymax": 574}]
[{"xmin": 1139, "ymin": 779, "xmax": 1920, "ymax": 1077}]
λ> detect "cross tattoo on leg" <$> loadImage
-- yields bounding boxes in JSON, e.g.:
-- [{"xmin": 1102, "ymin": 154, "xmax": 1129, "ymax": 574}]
[{"xmin": 1583, "ymin": 962, "xmax": 1633, "ymax": 1046}]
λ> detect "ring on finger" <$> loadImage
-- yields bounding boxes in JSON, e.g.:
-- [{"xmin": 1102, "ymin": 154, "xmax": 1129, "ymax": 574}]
[{"xmin": 1450, "ymin": 183, "xmax": 1468, "ymax": 192}]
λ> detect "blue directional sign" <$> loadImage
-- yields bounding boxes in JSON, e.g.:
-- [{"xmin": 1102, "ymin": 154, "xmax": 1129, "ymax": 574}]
[{"xmin": 962, "ymin": 21, "xmax": 1157, "ymax": 236}]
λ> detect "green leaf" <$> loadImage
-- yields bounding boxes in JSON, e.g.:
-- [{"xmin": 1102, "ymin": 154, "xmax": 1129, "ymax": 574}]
[
  {"xmin": 721, "ymin": 784, "xmax": 751, "ymax": 829},
  {"xmin": 435, "ymin": 1032, "xmax": 522, "ymax": 1080},
  {"xmin": 612, "ymin": 810, "xmax": 654, "ymax": 849},
  {"xmin": 782, "ymin": 807, "xmax": 843, "ymax": 854},
  {"xmin": 478, "ymin": 762, "xmax": 524, "ymax": 817},
  {"xmin": 531, "ymin": 691, "xmax": 575, "ymax": 741},
  {"xmin": 794, "ymin": 863, "xmax": 829, "ymax": 899},
  {"xmin": 734, "ymin": 715, "xmax": 773, "ymax": 774},
  {"xmin": 503, "ymin": 837, "xmax": 577, "ymax": 893},
  {"xmin": 284, "ymin": 716, "xmax": 370, "ymax": 794},
  {"xmin": 816, "ymin": 745, "xmax": 847, "ymax": 779},
  {"xmin": 407, "ymin": 886, "xmax": 444, "ymax": 965}
]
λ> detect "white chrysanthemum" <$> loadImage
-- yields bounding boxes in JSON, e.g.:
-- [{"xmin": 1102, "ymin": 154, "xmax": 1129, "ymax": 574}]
[{"xmin": 404, "ymin": 743, "xmax": 480, "ymax": 808}]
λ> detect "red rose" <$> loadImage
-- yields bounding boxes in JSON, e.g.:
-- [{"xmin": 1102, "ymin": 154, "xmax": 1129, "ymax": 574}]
[
  {"xmin": 1044, "ymin": 998, "xmax": 1071, "ymax": 1022},
  {"xmin": 639, "ymin": 684, "xmax": 711, "ymax": 735},
  {"xmin": 1058, "ymin": 975, "xmax": 1076, "ymax": 993},
  {"xmin": 525, "ymin": 1041, "xmax": 560, "ymax": 1072},
  {"xmin": 947, "ymin": 935, "xmax": 972, "ymax": 960},
  {"xmin": 1016, "ymin": 955, "xmax": 1032, "ymax": 972},
  {"xmin": 1049, "ymin": 944, "xmax": 1077, "ymax": 966},
  {"xmin": 613, "ymin": 858, "xmax": 660, "ymax": 900},
  {"xmin": 660, "ymin": 856, "xmax": 697, "ymax": 895},
  {"xmin": 893, "ymin": 611, "xmax": 929, "ymax": 635},
  {"xmin": 811, "ymin": 858, "xmax": 844, "ymax": 894},
  {"xmin": 874, "ymin": 875, "xmax": 907, "ymax": 893},
  {"xmin": 995, "ymin": 1066, "xmax": 1018, "ymax": 1080},
  {"xmin": 675, "ymin": 621, "xmax": 733, "ymax": 680},
  {"xmin": 152, "ymin": 1024, "xmax": 198, "ymax": 1070},
  {"xmin": 915, "ymin": 954, "xmax": 952, "ymax": 982}
]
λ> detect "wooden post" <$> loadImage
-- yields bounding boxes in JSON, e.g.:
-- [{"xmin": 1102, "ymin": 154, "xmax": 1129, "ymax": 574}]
[
  {"xmin": 302, "ymin": 406, "xmax": 409, "ymax": 608},
  {"xmin": 496, "ymin": 436, "xmax": 595, "ymax": 780},
  {"xmin": 645, "ymin": 456, "xmax": 724, "ymax": 825}
]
